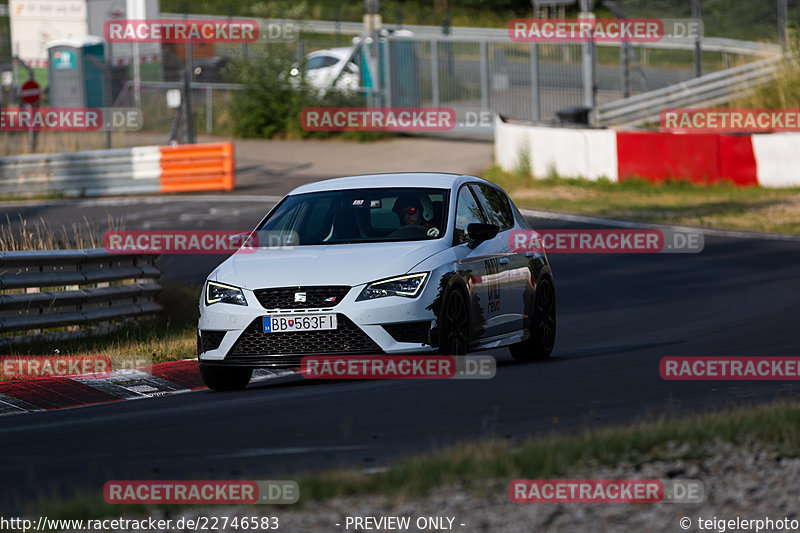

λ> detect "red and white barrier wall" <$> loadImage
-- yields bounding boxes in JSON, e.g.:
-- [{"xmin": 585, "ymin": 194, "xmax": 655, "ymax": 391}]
[{"xmin": 494, "ymin": 116, "xmax": 800, "ymax": 187}]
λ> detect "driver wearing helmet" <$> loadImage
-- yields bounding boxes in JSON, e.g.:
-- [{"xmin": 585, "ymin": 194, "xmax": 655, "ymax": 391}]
[{"xmin": 393, "ymin": 195, "xmax": 440, "ymax": 237}]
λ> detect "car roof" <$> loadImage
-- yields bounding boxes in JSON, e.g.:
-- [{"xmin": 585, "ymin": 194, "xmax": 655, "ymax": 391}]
[
  {"xmin": 288, "ymin": 173, "xmax": 494, "ymax": 195},
  {"xmin": 306, "ymin": 47, "xmax": 353, "ymax": 60}
]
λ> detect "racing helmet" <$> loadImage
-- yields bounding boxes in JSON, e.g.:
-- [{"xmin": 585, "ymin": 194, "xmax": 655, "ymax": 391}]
[{"xmin": 393, "ymin": 194, "xmax": 434, "ymax": 222}]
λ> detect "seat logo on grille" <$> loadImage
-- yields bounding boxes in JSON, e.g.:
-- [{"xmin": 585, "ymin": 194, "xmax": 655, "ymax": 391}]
[{"xmin": 294, "ymin": 292, "xmax": 307, "ymax": 303}]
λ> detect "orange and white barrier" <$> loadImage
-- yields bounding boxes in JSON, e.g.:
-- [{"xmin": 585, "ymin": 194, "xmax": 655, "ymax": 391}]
[
  {"xmin": 157, "ymin": 142, "xmax": 234, "ymax": 193},
  {"xmin": 0, "ymin": 142, "xmax": 235, "ymax": 197}
]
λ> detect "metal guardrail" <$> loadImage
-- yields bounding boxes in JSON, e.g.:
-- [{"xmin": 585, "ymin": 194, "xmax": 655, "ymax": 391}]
[
  {"xmin": 593, "ymin": 54, "xmax": 786, "ymax": 127},
  {"xmin": 0, "ymin": 249, "xmax": 162, "ymax": 334},
  {"xmin": 0, "ymin": 147, "xmax": 162, "ymax": 197},
  {"xmin": 165, "ymin": 13, "xmax": 781, "ymax": 56}
]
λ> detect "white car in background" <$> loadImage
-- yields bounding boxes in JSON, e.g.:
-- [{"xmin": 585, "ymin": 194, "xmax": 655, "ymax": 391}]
[
  {"xmin": 287, "ymin": 47, "xmax": 360, "ymax": 94},
  {"xmin": 197, "ymin": 173, "xmax": 556, "ymax": 390}
]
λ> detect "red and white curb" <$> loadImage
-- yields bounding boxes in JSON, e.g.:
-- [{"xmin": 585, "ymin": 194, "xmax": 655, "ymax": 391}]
[
  {"xmin": 0, "ymin": 359, "xmax": 294, "ymax": 416},
  {"xmin": 495, "ymin": 116, "xmax": 800, "ymax": 187}
]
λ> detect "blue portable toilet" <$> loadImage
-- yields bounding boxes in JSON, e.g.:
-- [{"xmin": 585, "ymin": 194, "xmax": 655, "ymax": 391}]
[{"xmin": 47, "ymin": 36, "xmax": 106, "ymax": 108}]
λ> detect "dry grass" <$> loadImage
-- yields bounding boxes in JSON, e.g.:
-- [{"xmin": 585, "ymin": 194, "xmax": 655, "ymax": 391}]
[
  {"xmin": 730, "ymin": 42, "xmax": 800, "ymax": 109},
  {"xmin": 0, "ymin": 214, "xmax": 125, "ymax": 251},
  {"xmin": 483, "ymin": 166, "xmax": 800, "ymax": 235},
  {"xmin": 2, "ymin": 282, "xmax": 199, "ymax": 362}
]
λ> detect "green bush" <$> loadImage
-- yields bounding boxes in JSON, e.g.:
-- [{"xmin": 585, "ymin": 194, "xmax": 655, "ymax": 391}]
[
  {"xmin": 227, "ymin": 48, "xmax": 307, "ymax": 138},
  {"xmin": 227, "ymin": 47, "xmax": 390, "ymax": 141}
]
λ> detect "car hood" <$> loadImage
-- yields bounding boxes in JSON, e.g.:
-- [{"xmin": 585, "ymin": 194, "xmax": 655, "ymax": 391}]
[{"xmin": 211, "ymin": 240, "xmax": 446, "ymax": 289}]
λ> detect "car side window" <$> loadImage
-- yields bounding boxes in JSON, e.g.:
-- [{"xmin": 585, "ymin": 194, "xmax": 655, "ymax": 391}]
[
  {"xmin": 471, "ymin": 184, "xmax": 514, "ymax": 230},
  {"xmin": 454, "ymin": 185, "xmax": 487, "ymax": 244},
  {"xmin": 307, "ymin": 55, "xmax": 338, "ymax": 70}
]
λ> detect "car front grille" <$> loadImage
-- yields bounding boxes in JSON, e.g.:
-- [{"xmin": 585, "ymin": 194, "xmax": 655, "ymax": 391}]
[
  {"xmin": 382, "ymin": 321, "xmax": 432, "ymax": 344},
  {"xmin": 226, "ymin": 314, "xmax": 382, "ymax": 365},
  {"xmin": 200, "ymin": 330, "xmax": 227, "ymax": 352},
  {"xmin": 253, "ymin": 286, "xmax": 351, "ymax": 309}
]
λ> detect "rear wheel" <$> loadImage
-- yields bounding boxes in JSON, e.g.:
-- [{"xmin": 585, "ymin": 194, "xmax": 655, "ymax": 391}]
[
  {"xmin": 510, "ymin": 276, "xmax": 556, "ymax": 361},
  {"xmin": 438, "ymin": 288, "xmax": 470, "ymax": 355},
  {"xmin": 199, "ymin": 364, "xmax": 253, "ymax": 391}
]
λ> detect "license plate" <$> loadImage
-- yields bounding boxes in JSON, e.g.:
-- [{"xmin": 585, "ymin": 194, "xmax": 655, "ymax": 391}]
[{"xmin": 263, "ymin": 314, "xmax": 337, "ymax": 333}]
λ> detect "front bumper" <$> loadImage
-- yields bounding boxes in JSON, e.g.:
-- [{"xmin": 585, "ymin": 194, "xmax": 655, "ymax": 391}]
[{"xmin": 198, "ymin": 283, "xmax": 439, "ymax": 368}]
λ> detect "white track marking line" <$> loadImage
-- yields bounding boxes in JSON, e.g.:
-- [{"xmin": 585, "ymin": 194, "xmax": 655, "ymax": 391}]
[{"xmin": 520, "ymin": 208, "xmax": 800, "ymax": 242}]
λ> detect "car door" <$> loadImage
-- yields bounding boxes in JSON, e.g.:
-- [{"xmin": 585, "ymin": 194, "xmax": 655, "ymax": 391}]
[
  {"xmin": 469, "ymin": 183, "xmax": 528, "ymax": 336},
  {"xmin": 452, "ymin": 184, "xmax": 499, "ymax": 342}
]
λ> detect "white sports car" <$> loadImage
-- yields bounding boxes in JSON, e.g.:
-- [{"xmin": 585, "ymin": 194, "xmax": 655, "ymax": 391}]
[{"xmin": 197, "ymin": 173, "xmax": 556, "ymax": 390}]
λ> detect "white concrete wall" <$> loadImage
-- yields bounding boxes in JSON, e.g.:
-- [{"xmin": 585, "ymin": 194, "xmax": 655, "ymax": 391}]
[
  {"xmin": 494, "ymin": 116, "xmax": 618, "ymax": 181},
  {"xmin": 751, "ymin": 133, "xmax": 800, "ymax": 188}
]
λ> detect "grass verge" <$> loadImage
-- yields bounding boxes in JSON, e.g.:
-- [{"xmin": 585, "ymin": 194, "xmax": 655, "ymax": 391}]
[
  {"xmin": 482, "ymin": 166, "xmax": 800, "ymax": 235},
  {"xmin": 30, "ymin": 398, "xmax": 800, "ymax": 519}
]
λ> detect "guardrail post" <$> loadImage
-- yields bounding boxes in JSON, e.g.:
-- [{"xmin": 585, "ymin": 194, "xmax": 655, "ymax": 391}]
[
  {"xmin": 205, "ymin": 86, "xmax": 213, "ymax": 135},
  {"xmin": 431, "ymin": 39, "xmax": 439, "ymax": 108},
  {"xmin": 383, "ymin": 37, "xmax": 392, "ymax": 108},
  {"xmin": 580, "ymin": 0, "xmax": 597, "ymax": 111},
  {"xmin": 778, "ymin": 0, "xmax": 788, "ymax": 51},
  {"xmin": 480, "ymin": 41, "xmax": 489, "ymax": 111},
  {"xmin": 530, "ymin": 43, "xmax": 540, "ymax": 122},
  {"xmin": 692, "ymin": 0, "xmax": 703, "ymax": 77}
]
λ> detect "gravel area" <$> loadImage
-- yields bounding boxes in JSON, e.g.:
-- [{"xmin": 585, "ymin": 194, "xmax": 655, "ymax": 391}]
[{"xmin": 148, "ymin": 442, "xmax": 800, "ymax": 533}]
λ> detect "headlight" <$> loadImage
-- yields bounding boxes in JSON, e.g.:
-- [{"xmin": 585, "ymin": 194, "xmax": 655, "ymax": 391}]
[
  {"xmin": 356, "ymin": 273, "xmax": 428, "ymax": 301},
  {"xmin": 206, "ymin": 281, "xmax": 247, "ymax": 306}
]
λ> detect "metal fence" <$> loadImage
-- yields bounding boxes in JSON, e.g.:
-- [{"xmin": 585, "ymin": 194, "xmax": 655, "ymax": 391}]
[
  {"xmin": 384, "ymin": 37, "xmax": 585, "ymax": 124},
  {"xmin": 136, "ymin": 36, "xmax": 777, "ymax": 136},
  {"xmin": 382, "ymin": 34, "xmax": 781, "ymax": 126},
  {"xmin": 594, "ymin": 54, "xmax": 785, "ymax": 128},
  {"xmin": 113, "ymin": 81, "xmax": 244, "ymax": 136},
  {"xmin": 0, "ymin": 249, "xmax": 162, "ymax": 336},
  {"xmin": 95, "ymin": 14, "xmax": 786, "ymax": 135}
]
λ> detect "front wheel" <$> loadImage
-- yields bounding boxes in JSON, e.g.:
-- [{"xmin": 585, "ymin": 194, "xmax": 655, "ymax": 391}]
[
  {"xmin": 510, "ymin": 276, "xmax": 556, "ymax": 362},
  {"xmin": 200, "ymin": 364, "xmax": 253, "ymax": 391},
  {"xmin": 437, "ymin": 287, "xmax": 470, "ymax": 355}
]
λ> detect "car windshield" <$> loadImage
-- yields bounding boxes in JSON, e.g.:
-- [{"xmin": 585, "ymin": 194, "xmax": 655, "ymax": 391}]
[{"xmin": 255, "ymin": 187, "xmax": 449, "ymax": 245}]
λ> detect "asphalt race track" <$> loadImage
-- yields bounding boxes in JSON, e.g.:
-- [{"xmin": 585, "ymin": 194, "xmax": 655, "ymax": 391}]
[{"xmin": 1, "ymin": 197, "xmax": 799, "ymax": 511}]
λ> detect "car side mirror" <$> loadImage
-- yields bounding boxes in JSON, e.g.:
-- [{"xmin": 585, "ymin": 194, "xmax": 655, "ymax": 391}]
[
  {"xmin": 228, "ymin": 232, "xmax": 253, "ymax": 249},
  {"xmin": 466, "ymin": 223, "xmax": 500, "ymax": 249}
]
